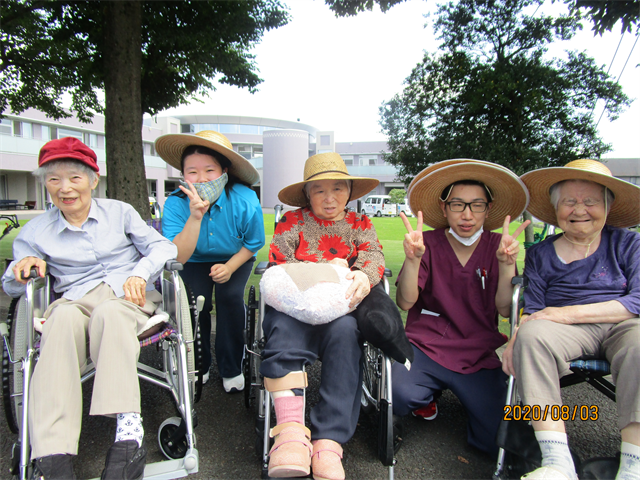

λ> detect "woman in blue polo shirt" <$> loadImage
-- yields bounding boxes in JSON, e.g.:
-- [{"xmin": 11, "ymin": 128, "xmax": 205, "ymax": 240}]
[{"xmin": 156, "ymin": 130, "xmax": 265, "ymax": 393}]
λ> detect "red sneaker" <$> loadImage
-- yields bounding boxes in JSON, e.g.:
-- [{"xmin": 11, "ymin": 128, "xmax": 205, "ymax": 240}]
[{"xmin": 412, "ymin": 401, "xmax": 438, "ymax": 420}]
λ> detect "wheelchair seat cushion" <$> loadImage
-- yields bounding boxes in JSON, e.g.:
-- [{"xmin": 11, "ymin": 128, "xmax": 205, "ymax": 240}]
[{"xmin": 260, "ymin": 263, "xmax": 356, "ymax": 325}]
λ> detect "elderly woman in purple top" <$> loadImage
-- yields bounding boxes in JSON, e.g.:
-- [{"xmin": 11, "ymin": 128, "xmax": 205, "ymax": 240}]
[{"xmin": 502, "ymin": 159, "xmax": 640, "ymax": 480}]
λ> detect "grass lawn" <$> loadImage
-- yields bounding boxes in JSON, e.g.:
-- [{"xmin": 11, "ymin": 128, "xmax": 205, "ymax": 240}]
[{"xmin": 2, "ymin": 214, "xmax": 541, "ymax": 336}]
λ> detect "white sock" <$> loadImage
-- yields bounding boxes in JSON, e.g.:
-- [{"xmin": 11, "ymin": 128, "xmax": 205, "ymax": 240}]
[
  {"xmin": 616, "ymin": 442, "xmax": 640, "ymax": 480},
  {"xmin": 535, "ymin": 430, "xmax": 577, "ymax": 480},
  {"xmin": 115, "ymin": 412, "xmax": 144, "ymax": 448}
]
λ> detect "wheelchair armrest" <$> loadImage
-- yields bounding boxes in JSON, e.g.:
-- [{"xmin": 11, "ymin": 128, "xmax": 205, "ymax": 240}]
[
  {"xmin": 165, "ymin": 260, "xmax": 184, "ymax": 271},
  {"xmin": 384, "ymin": 268, "xmax": 392, "ymax": 278},
  {"xmin": 511, "ymin": 275, "xmax": 527, "ymax": 287},
  {"xmin": 254, "ymin": 261, "xmax": 269, "ymax": 275}
]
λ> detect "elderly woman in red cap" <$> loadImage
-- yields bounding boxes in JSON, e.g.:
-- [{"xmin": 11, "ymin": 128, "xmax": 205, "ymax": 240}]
[
  {"xmin": 502, "ymin": 160, "xmax": 640, "ymax": 480},
  {"xmin": 2, "ymin": 137, "xmax": 177, "ymax": 480}
]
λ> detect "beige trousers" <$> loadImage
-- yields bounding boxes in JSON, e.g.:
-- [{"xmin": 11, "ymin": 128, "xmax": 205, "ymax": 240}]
[
  {"xmin": 513, "ymin": 317, "xmax": 640, "ymax": 431},
  {"xmin": 28, "ymin": 282, "xmax": 161, "ymax": 458}
]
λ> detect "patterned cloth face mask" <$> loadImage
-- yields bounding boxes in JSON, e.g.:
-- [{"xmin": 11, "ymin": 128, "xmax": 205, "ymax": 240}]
[{"xmin": 180, "ymin": 172, "xmax": 228, "ymax": 206}]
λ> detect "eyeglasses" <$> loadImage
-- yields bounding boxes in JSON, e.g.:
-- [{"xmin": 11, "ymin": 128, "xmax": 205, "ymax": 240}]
[{"xmin": 445, "ymin": 201, "xmax": 489, "ymax": 213}]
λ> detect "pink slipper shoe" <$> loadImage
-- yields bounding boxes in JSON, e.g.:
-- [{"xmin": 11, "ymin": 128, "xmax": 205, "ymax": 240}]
[
  {"xmin": 311, "ymin": 439, "xmax": 345, "ymax": 480},
  {"xmin": 268, "ymin": 422, "xmax": 312, "ymax": 478}
]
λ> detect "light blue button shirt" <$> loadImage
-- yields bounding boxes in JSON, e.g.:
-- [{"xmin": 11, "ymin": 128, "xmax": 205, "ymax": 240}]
[
  {"xmin": 162, "ymin": 183, "xmax": 265, "ymax": 263},
  {"xmin": 2, "ymin": 198, "xmax": 178, "ymax": 300}
]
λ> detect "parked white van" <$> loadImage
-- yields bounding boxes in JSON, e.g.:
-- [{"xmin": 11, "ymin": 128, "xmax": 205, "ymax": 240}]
[
  {"xmin": 361, "ymin": 195, "xmax": 396, "ymax": 217},
  {"xmin": 397, "ymin": 198, "xmax": 414, "ymax": 217}
]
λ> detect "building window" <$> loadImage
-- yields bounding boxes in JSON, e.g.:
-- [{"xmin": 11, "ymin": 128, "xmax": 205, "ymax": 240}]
[
  {"xmin": 0, "ymin": 119, "xmax": 11, "ymax": 136},
  {"xmin": 343, "ymin": 156, "xmax": 353, "ymax": 166},
  {"xmin": 84, "ymin": 133, "xmax": 98, "ymax": 148},
  {"xmin": 253, "ymin": 146, "xmax": 263, "ymax": 156},
  {"xmin": 369, "ymin": 158, "xmax": 376, "ymax": 166},
  {"xmin": 165, "ymin": 181, "xmax": 179, "ymax": 196},
  {"xmin": 57, "ymin": 128, "xmax": 83, "ymax": 140},
  {"xmin": 320, "ymin": 135, "xmax": 330, "ymax": 146},
  {"xmin": 22, "ymin": 122, "xmax": 33, "ymax": 138},
  {"xmin": 41, "ymin": 125, "xmax": 51, "ymax": 141},
  {"xmin": 239, "ymin": 125, "xmax": 260, "ymax": 134}
]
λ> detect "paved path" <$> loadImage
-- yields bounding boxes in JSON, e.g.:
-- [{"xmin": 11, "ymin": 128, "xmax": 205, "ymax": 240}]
[{"xmin": 0, "ymin": 287, "xmax": 621, "ymax": 479}]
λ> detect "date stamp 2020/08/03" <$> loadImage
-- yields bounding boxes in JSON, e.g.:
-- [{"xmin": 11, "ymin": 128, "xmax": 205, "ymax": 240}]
[{"xmin": 504, "ymin": 404, "xmax": 599, "ymax": 422}]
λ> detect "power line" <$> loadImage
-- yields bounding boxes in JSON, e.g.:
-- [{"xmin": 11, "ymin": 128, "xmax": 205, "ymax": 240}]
[{"xmin": 595, "ymin": 33, "xmax": 639, "ymax": 129}]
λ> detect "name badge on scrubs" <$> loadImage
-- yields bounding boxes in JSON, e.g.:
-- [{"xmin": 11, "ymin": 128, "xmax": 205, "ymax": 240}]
[{"xmin": 420, "ymin": 309, "xmax": 440, "ymax": 317}]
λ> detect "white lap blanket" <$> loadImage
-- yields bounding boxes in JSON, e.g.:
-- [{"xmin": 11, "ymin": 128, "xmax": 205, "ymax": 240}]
[{"xmin": 260, "ymin": 263, "xmax": 357, "ymax": 325}]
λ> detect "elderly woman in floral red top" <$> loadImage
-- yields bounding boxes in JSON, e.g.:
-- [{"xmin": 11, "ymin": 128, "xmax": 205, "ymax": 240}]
[{"xmin": 261, "ymin": 152, "xmax": 383, "ymax": 480}]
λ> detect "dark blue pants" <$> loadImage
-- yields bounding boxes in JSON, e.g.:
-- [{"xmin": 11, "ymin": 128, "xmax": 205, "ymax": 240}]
[
  {"xmin": 179, "ymin": 257, "xmax": 254, "ymax": 378},
  {"xmin": 260, "ymin": 308, "xmax": 363, "ymax": 444},
  {"xmin": 392, "ymin": 344, "xmax": 507, "ymax": 456}
]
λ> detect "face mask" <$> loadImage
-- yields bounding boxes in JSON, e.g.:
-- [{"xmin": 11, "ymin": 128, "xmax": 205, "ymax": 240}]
[
  {"xmin": 448, "ymin": 226, "xmax": 484, "ymax": 247},
  {"xmin": 180, "ymin": 172, "xmax": 228, "ymax": 206}
]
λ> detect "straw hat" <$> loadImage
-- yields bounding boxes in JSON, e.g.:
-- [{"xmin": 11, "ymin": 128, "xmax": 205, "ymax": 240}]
[
  {"xmin": 155, "ymin": 130, "xmax": 260, "ymax": 185},
  {"xmin": 521, "ymin": 159, "xmax": 640, "ymax": 228},
  {"xmin": 278, "ymin": 152, "xmax": 380, "ymax": 207},
  {"xmin": 409, "ymin": 159, "xmax": 530, "ymax": 231}
]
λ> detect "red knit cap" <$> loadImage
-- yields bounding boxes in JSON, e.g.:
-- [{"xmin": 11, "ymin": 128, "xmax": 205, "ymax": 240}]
[{"xmin": 38, "ymin": 137, "xmax": 99, "ymax": 172}]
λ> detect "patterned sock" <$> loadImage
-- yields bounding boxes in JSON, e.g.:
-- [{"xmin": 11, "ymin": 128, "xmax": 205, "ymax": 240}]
[
  {"xmin": 115, "ymin": 412, "xmax": 144, "ymax": 448},
  {"xmin": 274, "ymin": 396, "xmax": 304, "ymax": 425},
  {"xmin": 616, "ymin": 442, "xmax": 640, "ymax": 480},
  {"xmin": 535, "ymin": 430, "xmax": 577, "ymax": 480}
]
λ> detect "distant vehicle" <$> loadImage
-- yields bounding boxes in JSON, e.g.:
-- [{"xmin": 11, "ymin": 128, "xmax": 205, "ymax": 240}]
[
  {"xmin": 361, "ymin": 195, "xmax": 396, "ymax": 217},
  {"xmin": 149, "ymin": 196, "xmax": 160, "ymax": 217},
  {"xmin": 397, "ymin": 198, "xmax": 414, "ymax": 217}
]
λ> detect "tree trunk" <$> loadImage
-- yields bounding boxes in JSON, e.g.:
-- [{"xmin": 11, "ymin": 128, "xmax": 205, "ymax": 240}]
[
  {"xmin": 523, "ymin": 210, "xmax": 534, "ymax": 246},
  {"xmin": 103, "ymin": 1, "xmax": 150, "ymax": 219}
]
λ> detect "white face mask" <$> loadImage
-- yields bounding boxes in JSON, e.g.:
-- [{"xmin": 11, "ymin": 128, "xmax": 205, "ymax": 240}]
[{"xmin": 448, "ymin": 226, "xmax": 484, "ymax": 247}]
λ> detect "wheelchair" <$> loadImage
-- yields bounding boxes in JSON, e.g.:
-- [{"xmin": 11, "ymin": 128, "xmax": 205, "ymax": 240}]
[
  {"xmin": 1, "ymin": 261, "xmax": 203, "ymax": 480},
  {"xmin": 493, "ymin": 275, "xmax": 617, "ymax": 480},
  {"xmin": 243, "ymin": 206, "xmax": 396, "ymax": 479}
]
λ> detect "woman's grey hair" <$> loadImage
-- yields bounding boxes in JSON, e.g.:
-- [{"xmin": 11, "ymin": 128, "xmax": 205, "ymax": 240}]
[
  {"xmin": 32, "ymin": 159, "xmax": 98, "ymax": 183},
  {"xmin": 549, "ymin": 179, "xmax": 615, "ymax": 211}
]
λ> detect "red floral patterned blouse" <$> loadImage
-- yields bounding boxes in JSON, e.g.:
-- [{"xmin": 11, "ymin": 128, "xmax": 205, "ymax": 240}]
[{"xmin": 269, "ymin": 207, "xmax": 385, "ymax": 287}]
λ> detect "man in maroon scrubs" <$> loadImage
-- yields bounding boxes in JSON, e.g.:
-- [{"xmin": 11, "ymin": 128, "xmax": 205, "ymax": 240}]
[{"xmin": 393, "ymin": 159, "xmax": 529, "ymax": 456}]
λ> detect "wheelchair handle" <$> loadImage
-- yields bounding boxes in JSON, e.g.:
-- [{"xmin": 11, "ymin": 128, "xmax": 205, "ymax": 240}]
[
  {"xmin": 20, "ymin": 267, "xmax": 40, "ymax": 281},
  {"xmin": 165, "ymin": 260, "xmax": 184, "ymax": 271}
]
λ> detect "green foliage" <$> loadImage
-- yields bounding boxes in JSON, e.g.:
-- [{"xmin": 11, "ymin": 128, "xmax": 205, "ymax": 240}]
[
  {"xmin": 570, "ymin": 0, "xmax": 640, "ymax": 35},
  {"xmin": 324, "ymin": 0, "xmax": 406, "ymax": 17},
  {"xmin": 388, "ymin": 188, "xmax": 406, "ymax": 204},
  {"xmin": 379, "ymin": 0, "xmax": 631, "ymax": 183},
  {"xmin": 0, "ymin": 1, "xmax": 290, "ymax": 121}
]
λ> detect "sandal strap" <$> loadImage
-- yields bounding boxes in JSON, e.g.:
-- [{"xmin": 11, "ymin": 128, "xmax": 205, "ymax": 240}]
[
  {"xmin": 269, "ymin": 423, "xmax": 312, "ymax": 456},
  {"xmin": 312, "ymin": 440, "xmax": 343, "ymax": 460},
  {"xmin": 270, "ymin": 421, "xmax": 311, "ymax": 438}
]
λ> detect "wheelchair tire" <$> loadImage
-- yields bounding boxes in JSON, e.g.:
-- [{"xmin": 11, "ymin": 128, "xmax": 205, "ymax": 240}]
[
  {"xmin": 244, "ymin": 285, "xmax": 258, "ymax": 409},
  {"xmin": 158, "ymin": 416, "xmax": 189, "ymax": 460},
  {"xmin": 2, "ymin": 296, "xmax": 28, "ymax": 435}
]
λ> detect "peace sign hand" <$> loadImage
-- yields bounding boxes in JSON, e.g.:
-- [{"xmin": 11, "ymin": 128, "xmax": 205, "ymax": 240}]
[
  {"xmin": 496, "ymin": 216, "xmax": 531, "ymax": 265},
  {"xmin": 179, "ymin": 180, "xmax": 210, "ymax": 221},
  {"xmin": 400, "ymin": 211, "xmax": 425, "ymax": 261}
]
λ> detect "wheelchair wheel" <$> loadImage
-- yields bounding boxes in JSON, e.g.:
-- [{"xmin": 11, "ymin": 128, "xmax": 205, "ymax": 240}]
[
  {"xmin": 158, "ymin": 416, "xmax": 189, "ymax": 460},
  {"xmin": 360, "ymin": 343, "xmax": 379, "ymax": 415},
  {"xmin": 182, "ymin": 281, "xmax": 203, "ymax": 404},
  {"xmin": 176, "ymin": 277, "xmax": 196, "ymax": 387},
  {"xmin": 244, "ymin": 285, "xmax": 258, "ymax": 409},
  {"xmin": 2, "ymin": 296, "xmax": 29, "ymax": 435}
]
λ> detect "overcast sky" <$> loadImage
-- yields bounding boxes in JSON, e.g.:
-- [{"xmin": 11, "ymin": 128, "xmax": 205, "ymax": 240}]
[{"xmin": 159, "ymin": 0, "xmax": 639, "ymax": 158}]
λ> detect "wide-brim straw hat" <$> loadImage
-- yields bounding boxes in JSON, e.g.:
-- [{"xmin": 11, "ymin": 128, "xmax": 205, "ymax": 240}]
[
  {"xmin": 155, "ymin": 130, "xmax": 260, "ymax": 185},
  {"xmin": 521, "ymin": 159, "xmax": 640, "ymax": 228},
  {"xmin": 278, "ymin": 152, "xmax": 380, "ymax": 207},
  {"xmin": 409, "ymin": 159, "xmax": 530, "ymax": 231}
]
